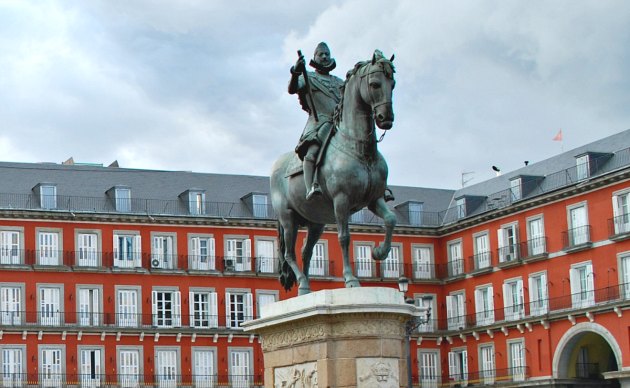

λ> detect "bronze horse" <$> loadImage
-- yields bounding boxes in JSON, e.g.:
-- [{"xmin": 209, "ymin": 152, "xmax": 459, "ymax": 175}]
[{"xmin": 270, "ymin": 50, "xmax": 396, "ymax": 295}]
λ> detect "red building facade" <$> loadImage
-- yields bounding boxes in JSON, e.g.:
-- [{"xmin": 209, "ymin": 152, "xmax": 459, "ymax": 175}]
[{"xmin": 0, "ymin": 129, "xmax": 629, "ymax": 387}]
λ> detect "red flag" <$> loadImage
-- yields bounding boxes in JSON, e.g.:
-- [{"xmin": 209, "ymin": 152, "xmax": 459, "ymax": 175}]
[{"xmin": 552, "ymin": 129, "xmax": 563, "ymax": 141}]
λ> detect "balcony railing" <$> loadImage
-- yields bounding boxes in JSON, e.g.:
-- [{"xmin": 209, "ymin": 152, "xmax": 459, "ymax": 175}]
[
  {"xmin": 446, "ymin": 259, "xmax": 465, "ymax": 278},
  {"xmin": 497, "ymin": 244, "xmax": 520, "ymax": 265},
  {"xmin": 609, "ymin": 214, "xmax": 630, "ymax": 238},
  {"xmin": 521, "ymin": 237, "xmax": 548, "ymax": 259},
  {"xmin": 452, "ymin": 366, "xmax": 530, "ymax": 385},
  {"xmin": 562, "ymin": 225, "xmax": 592, "ymax": 250},
  {"xmin": 468, "ymin": 251, "xmax": 493, "ymax": 273}
]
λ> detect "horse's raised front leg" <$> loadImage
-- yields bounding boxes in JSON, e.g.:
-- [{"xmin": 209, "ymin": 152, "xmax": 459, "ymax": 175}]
[
  {"xmin": 334, "ymin": 195, "xmax": 360, "ymax": 288},
  {"xmin": 368, "ymin": 197, "xmax": 397, "ymax": 261},
  {"xmin": 302, "ymin": 222, "xmax": 325, "ymax": 280},
  {"xmin": 281, "ymin": 212, "xmax": 310, "ymax": 295}
]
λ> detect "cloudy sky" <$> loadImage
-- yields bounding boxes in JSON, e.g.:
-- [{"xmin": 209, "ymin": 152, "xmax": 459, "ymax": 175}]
[{"xmin": 1, "ymin": 1, "xmax": 629, "ymax": 189}]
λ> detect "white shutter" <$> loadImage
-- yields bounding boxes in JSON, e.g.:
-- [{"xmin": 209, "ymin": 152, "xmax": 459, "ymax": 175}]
[
  {"xmin": 113, "ymin": 235, "xmax": 119, "ymax": 264},
  {"xmin": 570, "ymin": 268, "xmax": 579, "ymax": 306},
  {"xmin": 245, "ymin": 293, "xmax": 253, "ymax": 322},
  {"xmin": 448, "ymin": 352, "xmax": 457, "ymax": 380},
  {"xmin": 586, "ymin": 263, "xmax": 595, "ymax": 305},
  {"xmin": 209, "ymin": 292, "xmax": 218, "ymax": 328},
  {"xmin": 541, "ymin": 273, "xmax": 548, "ymax": 312},
  {"xmin": 134, "ymin": 235, "xmax": 142, "ymax": 266},
  {"xmin": 151, "ymin": 290, "xmax": 158, "ymax": 326},
  {"xmin": 189, "ymin": 291, "xmax": 195, "ymax": 328},
  {"xmin": 446, "ymin": 295, "xmax": 454, "ymax": 321},
  {"xmin": 503, "ymin": 283, "xmax": 512, "ymax": 319},
  {"xmin": 209, "ymin": 237, "xmax": 216, "ymax": 270},
  {"xmin": 244, "ymin": 239, "xmax": 252, "ymax": 270},
  {"xmin": 474, "ymin": 289, "xmax": 482, "ymax": 323},
  {"xmin": 461, "ymin": 350, "xmax": 468, "ymax": 383},
  {"xmin": 613, "ymin": 195, "xmax": 620, "ymax": 217},
  {"xmin": 173, "ymin": 291, "xmax": 181, "ymax": 327},
  {"xmin": 497, "ymin": 228, "xmax": 505, "ymax": 255},
  {"xmin": 225, "ymin": 292, "xmax": 232, "ymax": 328},
  {"xmin": 528, "ymin": 276, "xmax": 535, "ymax": 315},
  {"xmin": 517, "ymin": 279, "xmax": 524, "ymax": 317}
]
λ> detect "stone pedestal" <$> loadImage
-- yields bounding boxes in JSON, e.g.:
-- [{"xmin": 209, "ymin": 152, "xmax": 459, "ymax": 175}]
[{"xmin": 242, "ymin": 287, "xmax": 420, "ymax": 388}]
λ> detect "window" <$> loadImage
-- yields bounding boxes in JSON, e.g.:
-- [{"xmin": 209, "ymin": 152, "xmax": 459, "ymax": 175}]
[
  {"xmin": 526, "ymin": 216, "xmax": 546, "ymax": 256},
  {"xmin": 189, "ymin": 289, "xmax": 218, "ymax": 328},
  {"xmin": 498, "ymin": 223, "xmax": 519, "ymax": 263},
  {"xmin": 568, "ymin": 202, "xmax": 589, "ymax": 246},
  {"xmin": 118, "ymin": 347, "xmax": 142, "ymax": 388},
  {"xmin": 382, "ymin": 245, "xmax": 401, "ymax": 278},
  {"xmin": 189, "ymin": 235, "xmax": 215, "ymax": 271},
  {"xmin": 510, "ymin": 178, "xmax": 522, "ymax": 201},
  {"xmin": 508, "ymin": 340, "xmax": 526, "ymax": 381},
  {"xmin": 415, "ymin": 294, "xmax": 435, "ymax": 332},
  {"xmin": 0, "ymin": 346, "xmax": 25, "ymax": 387},
  {"xmin": 576, "ymin": 154, "xmax": 590, "ymax": 180},
  {"xmin": 503, "ymin": 278, "xmax": 525, "ymax": 321},
  {"xmin": 413, "ymin": 245, "xmax": 433, "ymax": 279},
  {"xmin": 446, "ymin": 292, "xmax": 465, "ymax": 330},
  {"xmin": 78, "ymin": 347, "xmax": 103, "ymax": 387},
  {"xmin": 528, "ymin": 272, "xmax": 548, "ymax": 316},
  {"xmin": 474, "ymin": 285, "xmax": 494, "ymax": 325},
  {"xmin": 152, "ymin": 234, "xmax": 176, "ymax": 270},
  {"xmin": 155, "ymin": 348, "xmax": 179, "ymax": 388},
  {"xmin": 310, "ymin": 241, "xmax": 328, "ymax": 276},
  {"xmin": 447, "ymin": 240, "xmax": 464, "ymax": 277},
  {"xmin": 225, "ymin": 291, "xmax": 253, "ymax": 329},
  {"xmin": 570, "ymin": 262, "xmax": 594, "ymax": 308},
  {"xmin": 612, "ymin": 190, "xmax": 630, "ymax": 235},
  {"xmin": 409, "ymin": 202, "xmax": 423, "ymax": 226},
  {"xmin": 77, "ymin": 286, "xmax": 101, "ymax": 326},
  {"xmin": 38, "ymin": 285, "xmax": 62, "ymax": 325},
  {"xmin": 117, "ymin": 287, "xmax": 140, "ymax": 327},
  {"xmin": 256, "ymin": 292, "xmax": 277, "ymax": 318},
  {"xmin": 252, "ymin": 194, "xmax": 268, "ymax": 218},
  {"xmin": 473, "ymin": 232, "xmax": 491, "ymax": 270},
  {"xmin": 479, "ymin": 344, "xmax": 495, "ymax": 385},
  {"xmin": 225, "ymin": 237, "xmax": 252, "ymax": 272},
  {"xmin": 229, "ymin": 349, "xmax": 252, "ymax": 388},
  {"xmin": 40, "ymin": 185, "xmax": 57, "ymax": 210},
  {"xmin": 152, "ymin": 289, "xmax": 182, "ymax": 328},
  {"xmin": 0, "ymin": 230, "xmax": 21, "ymax": 265},
  {"xmin": 114, "ymin": 234, "xmax": 141, "ymax": 268},
  {"xmin": 38, "ymin": 231, "xmax": 61, "ymax": 266},
  {"xmin": 115, "ymin": 187, "xmax": 131, "ymax": 212},
  {"xmin": 189, "ymin": 191, "xmax": 206, "ymax": 215},
  {"xmin": 39, "ymin": 346, "xmax": 64, "ymax": 387},
  {"xmin": 354, "ymin": 243, "xmax": 373, "ymax": 278},
  {"xmin": 255, "ymin": 239, "xmax": 276, "ymax": 274},
  {"xmin": 447, "ymin": 349, "xmax": 468, "ymax": 386},
  {"xmin": 456, "ymin": 198, "xmax": 466, "ymax": 219},
  {"xmin": 620, "ymin": 253, "xmax": 630, "ymax": 299},
  {"xmin": 418, "ymin": 350, "xmax": 439, "ymax": 388},
  {"xmin": 192, "ymin": 348, "xmax": 216, "ymax": 388},
  {"xmin": 0, "ymin": 284, "xmax": 23, "ymax": 325},
  {"xmin": 77, "ymin": 232, "xmax": 99, "ymax": 267}
]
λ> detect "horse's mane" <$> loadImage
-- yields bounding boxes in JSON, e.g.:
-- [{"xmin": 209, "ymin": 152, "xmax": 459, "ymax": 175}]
[{"xmin": 333, "ymin": 51, "xmax": 395, "ymax": 126}]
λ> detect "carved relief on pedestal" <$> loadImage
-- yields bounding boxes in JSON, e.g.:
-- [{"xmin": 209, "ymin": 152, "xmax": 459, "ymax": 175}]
[
  {"xmin": 262, "ymin": 324, "xmax": 328, "ymax": 351},
  {"xmin": 274, "ymin": 361, "xmax": 318, "ymax": 388},
  {"xmin": 356, "ymin": 358, "xmax": 399, "ymax": 388}
]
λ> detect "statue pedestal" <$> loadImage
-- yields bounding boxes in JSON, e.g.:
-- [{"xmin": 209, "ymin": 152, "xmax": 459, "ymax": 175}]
[{"xmin": 242, "ymin": 287, "xmax": 420, "ymax": 388}]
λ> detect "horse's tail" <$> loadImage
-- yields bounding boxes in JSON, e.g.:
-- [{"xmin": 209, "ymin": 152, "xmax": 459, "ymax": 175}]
[{"xmin": 277, "ymin": 222, "xmax": 296, "ymax": 291}]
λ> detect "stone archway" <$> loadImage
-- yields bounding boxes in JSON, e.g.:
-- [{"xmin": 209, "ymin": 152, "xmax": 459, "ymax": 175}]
[{"xmin": 553, "ymin": 322, "xmax": 622, "ymax": 384}]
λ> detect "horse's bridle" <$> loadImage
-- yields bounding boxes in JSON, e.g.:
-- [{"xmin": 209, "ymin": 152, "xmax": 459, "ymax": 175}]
[{"xmin": 361, "ymin": 64, "xmax": 393, "ymax": 121}]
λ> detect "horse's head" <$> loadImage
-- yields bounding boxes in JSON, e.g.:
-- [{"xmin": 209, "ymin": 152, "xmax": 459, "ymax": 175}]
[{"xmin": 361, "ymin": 50, "xmax": 395, "ymax": 130}]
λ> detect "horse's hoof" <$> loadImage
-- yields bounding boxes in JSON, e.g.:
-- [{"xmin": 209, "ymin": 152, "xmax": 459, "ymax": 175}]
[
  {"xmin": 345, "ymin": 279, "xmax": 361, "ymax": 288},
  {"xmin": 298, "ymin": 287, "xmax": 311, "ymax": 296},
  {"xmin": 371, "ymin": 246, "xmax": 388, "ymax": 261}
]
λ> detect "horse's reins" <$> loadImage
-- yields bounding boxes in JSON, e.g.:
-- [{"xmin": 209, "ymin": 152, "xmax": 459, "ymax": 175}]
[{"xmin": 361, "ymin": 64, "xmax": 392, "ymax": 143}]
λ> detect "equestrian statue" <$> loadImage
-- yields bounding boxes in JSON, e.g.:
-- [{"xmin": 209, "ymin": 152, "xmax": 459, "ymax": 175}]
[{"xmin": 270, "ymin": 43, "xmax": 397, "ymax": 295}]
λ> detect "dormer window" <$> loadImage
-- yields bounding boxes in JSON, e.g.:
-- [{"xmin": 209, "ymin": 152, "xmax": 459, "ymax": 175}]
[
  {"xmin": 408, "ymin": 202, "xmax": 423, "ymax": 226},
  {"xmin": 114, "ymin": 187, "xmax": 131, "ymax": 212},
  {"xmin": 456, "ymin": 198, "xmax": 466, "ymax": 219},
  {"xmin": 39, "ymin": 184, "xmax": 57, "ymax": 210},
  {"xmin": 252, "ymin": 194, "xmax": 268, "ymax": 218},
  {"xmin": 576, "ymin": 154, "xmax": 590, "ymax": 181},
  {"xmin": 189, "ymin": 191, "xmax": 206, "ymax": 215},
  {"xmin": 510, "ymin": 178, "xmax": 522, "ymax": 201}
]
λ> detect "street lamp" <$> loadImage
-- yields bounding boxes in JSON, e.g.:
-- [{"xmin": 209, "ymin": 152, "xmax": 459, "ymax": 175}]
[{"xmin": 398, "ymin": 277, "xmax": 432, "ymax": 388}]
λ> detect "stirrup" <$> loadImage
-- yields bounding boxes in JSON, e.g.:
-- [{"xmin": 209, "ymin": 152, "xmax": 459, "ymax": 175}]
[
  {"xmin": 306, "ymin": 185, "xmax": 322, "ymax": 200},
  {"xmin": 384, "ymin": 189, "xmax": 395, "ymax": 202}
]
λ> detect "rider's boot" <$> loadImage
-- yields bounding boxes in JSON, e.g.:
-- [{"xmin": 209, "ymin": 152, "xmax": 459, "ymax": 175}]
[{"xmin": 303, "ymin": 158, "xmax": 322, "ymax": 200}]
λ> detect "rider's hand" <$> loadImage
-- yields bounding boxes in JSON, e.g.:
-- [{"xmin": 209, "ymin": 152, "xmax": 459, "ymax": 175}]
[{"xmin": 294, "ymin": 57, "xmax": 306, "ymax": 73}]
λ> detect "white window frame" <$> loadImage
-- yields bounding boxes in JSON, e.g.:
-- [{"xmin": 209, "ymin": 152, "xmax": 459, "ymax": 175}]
[
  {"xmin": 409, "ymin": 202, "xmax": 423, "ymax": 226},
  {"xmin": 618, "ymin": 251, "xmax": 630, "ymax": 299},
  {"xmin": 254, "ymin": 238, "xmax": 276, "ymax": 274},
  {"xmin": 354, "ymin": 242, "xmax": 374, "ymax": 278},
  {"xmin": 446, "ymin": 291, "xmax": 466, "ymax": 330},
  {"xmin": 576, "ymin": 154, "xmax": 590, "ymax": 181},
  {"xmin": 40, "ymin": 185, "xmax": 57, "ymax": 210},
  {"xmin": 39, "ymin": 345, "xmax": 65, "ymax": 387},
  {"xmin": 567, "ymin": 202, "xmax": 589, "ymax": 246},
  {"xmin": 612, "ymin": 188, "xmax": 630, "ymax": 235},
  {"xmin": 309, "ymin": 240, "xmax": 328, "ymax": 277},
  {"xmin": 447, "ymin": 239, "xmax": 464, "ymax": 277},
  {"xmin": 503, "ymin": 277, "xmax": 525, "ymax": 321},
  {"xmin": 508, "ymin": 339, "xmax": 526, "ymax": 381},
  {"xmin": 225, "ymin": 289, "xmax": 253, "ymax": 329},
  {"xmin": 473, "ymin": 231, "xmax": 491, "ymax": 270},
  {"xmin": 418, "ymin": 349, "xmax": 440, "ymax": 388},
  {"xmin": 447, "ymin": 348, "xmax": 468, "ymax": 386},
  {"xmin": 224, "ymin": 236, "xmax": 252, "ymax": 272},
  {"xmin": 252, "ymin": 194, "xmax": 268, "ymax": 218},
  {"xmin": 479, "ymin": 343, "xmax": 495, "ymax": 385},
  {"xmin": 38, "ymin": 284, "xmax": 63, "ymax": 326},
  {"xmin": 526, "ymin": 215, "xmax": 546, "ymax": 256},
  {"xmin": 0, "ymin": 228, "xmax": 23, "ymax": 265},
  {"xmin": 382, "ymin": 243, "xmax": 402, "ymax": 279},
  {"xmin": 151, "ymin": 233, "xmax": 177, "ymax": 270},
  {"xmin": 570, "ymin": 261, "xmax": 595, "ymax": 308},
  {"xmin": 510, "ymin": 178, "xmax": 522, "ymax": 201},
  {"xmin": 0, "ymin": 345, "xmax": 26, "ymax": 387},
  {"xmin": 528, "ymin": 271, "xmax": 548, "ymax": 316},
  {"xmin": 414, "ymin": 293, "xmax": 436, "ymax": 333},
  {"xmin": 256, "ymin": 290, "xmax": 278, "ymax": 319},
  {"xmin": 154, "ymin": 346, "xmax": 180, "ymax": 388},
  {"xmin": 189, "ymin": 288, "xmax": 218, "ymax": 328},
  {"xmin": 412, "ymin": 244, "xmax": 434, "ymax": 280},
  {"xmin": 456, "ymin": 198, "xmax": 466, "ymax": 219},
  {"xmin": 497, "ymin": 222, "xmax": 519, "ymax": 263},
  {"xmin": 192, "ymin": 347, "xmax": 217, "ymax": 388},
  {"xmin": 188, "ymin": 234, "xmax": 216, "ymax": 271},
  {"xmin": 117, "ymin": 346, "xmax": 143, "ymax": 388},
  {"xmin": 115, "ymin": 187, "xmax": 132, "ymax": 212},
  {"xmin": 0, "ymin": 283, "xmax": 24, "ymax": 325},
  {"xmin": 78, "ymin": 345, "xmax": 104, "ymax": 387},
  {"xmin": 228, "ymin": 348, "xmax": 253, "ymax": 388},
  {"xmin": 474, "ymin": 284, "xmax": 494, "ymax": 326},
  {"xmin": 189, "ymin": 191, "xmax": 206, "ymax": 216},
  {"xmin": 77, "ymin": 285, "xmax": 103, "ymax": 326},
  {"xmin": 37, "ymin": 229, "xmax": 62, "ymax": 266},
  {"xmin": 76, "ymin": 230, "xmax": 101, "ymax": 267},
  {"xmin": 152, "ymin": 288, "xmax": 182, "ymax": 328},
  {"xmin": 113, "ymin": 232, "xmax": 142, "ymax": 269},
  {"xmin": 116, "ymin": 286, "xmax": 141, "ymax": 328}
]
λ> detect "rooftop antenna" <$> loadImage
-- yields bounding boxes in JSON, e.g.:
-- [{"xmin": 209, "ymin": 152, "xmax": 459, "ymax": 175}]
[{"xmin": 461, "ymin": 171, "xmax": 475, "ymax": 188}]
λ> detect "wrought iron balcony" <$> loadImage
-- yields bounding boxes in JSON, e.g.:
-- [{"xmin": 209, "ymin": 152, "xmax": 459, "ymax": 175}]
[
  {"xmin": 562, "ymin": 225, "xmax": 592, "ymax": 251},
  {"xmin": 609, "ymin": 214, "xmax": 630, "ymax": 239}
]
